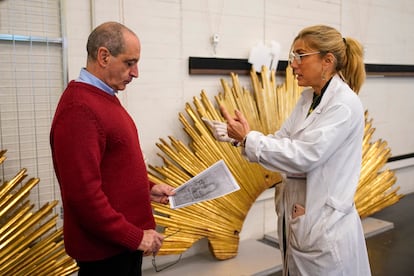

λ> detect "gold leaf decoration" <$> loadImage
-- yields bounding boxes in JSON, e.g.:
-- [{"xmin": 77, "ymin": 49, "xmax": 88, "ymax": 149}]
[
  {"xmin": 356, "ymin": 115, "xmax": 403, "ymax": 218},
  {"xmin": 0, "ymin": 150, "xmax": 78, "ymax": 275},
  {"xmin": 149, "ymin": 66, "xmax": 403, "ymax": 260}
]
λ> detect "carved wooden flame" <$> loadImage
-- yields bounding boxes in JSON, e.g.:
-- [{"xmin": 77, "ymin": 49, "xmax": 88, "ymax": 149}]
[{"xmin": 0, "ymin": 149, "xmax": 78, "ymax": 275}]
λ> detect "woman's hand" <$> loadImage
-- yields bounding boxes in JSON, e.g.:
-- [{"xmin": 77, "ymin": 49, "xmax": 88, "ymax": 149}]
[{"xmin": 220, "ymin": 105, "xmax": 251, "ymax": 142}]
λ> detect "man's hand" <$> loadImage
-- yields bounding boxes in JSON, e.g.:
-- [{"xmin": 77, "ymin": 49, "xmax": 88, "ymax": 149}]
[
  {"xmin": 219, "ymin": 105, "xmax": 250, "ymax": 142},
  {"xmin": 139, "ymin": 229, "xmax": 164, "ymax": 256},
  {"xmin": 202, "ymin": 117, "xmax": 238, "ymax": 144},
  {"xmin": 150, "ymin": 183, "xmax": 175, "ymax": 204}
]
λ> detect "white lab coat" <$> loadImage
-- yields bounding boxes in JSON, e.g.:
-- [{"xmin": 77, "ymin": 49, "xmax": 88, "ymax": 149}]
[{"xmin": 243, "ymin": 75, "xmax": 371, "ymax": 276}]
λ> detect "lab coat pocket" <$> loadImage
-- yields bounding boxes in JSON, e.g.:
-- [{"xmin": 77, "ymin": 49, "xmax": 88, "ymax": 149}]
[
  {"xmin": 325, "ymin": 196, "xmax": 354, "ymax": 214},
  {"xmin": 289, "ymin": 204, "xmax": 330, "ymax": 252},
  {"xmin": 324, "ymin": 196, "xmax": 354, "ymax": 231}
]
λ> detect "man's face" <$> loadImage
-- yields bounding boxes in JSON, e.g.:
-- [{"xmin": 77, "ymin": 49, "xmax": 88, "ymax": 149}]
[{"xmin": 105, "ymin": 32, "xmax": 140, "ymax": 91}]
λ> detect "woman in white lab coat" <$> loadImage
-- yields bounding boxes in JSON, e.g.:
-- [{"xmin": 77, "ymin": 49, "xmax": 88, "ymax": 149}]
[{"xmin": 221, "ymin": 25, "xmax": 372, "ymax": 275}]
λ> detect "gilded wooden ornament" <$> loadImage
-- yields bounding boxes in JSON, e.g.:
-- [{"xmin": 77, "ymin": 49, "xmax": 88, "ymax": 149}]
[{"xmin": 0, "ymin": 150, "xmax": 78, "ymax": 275}]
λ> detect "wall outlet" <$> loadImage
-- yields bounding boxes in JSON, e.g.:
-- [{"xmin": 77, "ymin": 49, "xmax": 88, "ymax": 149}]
[{"xmin": 212, "ymin": 33, "xmax": 220, "ymax": 44}]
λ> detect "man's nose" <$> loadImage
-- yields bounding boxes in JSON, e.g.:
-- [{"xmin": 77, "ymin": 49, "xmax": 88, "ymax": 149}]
[{"xmin": 130, "ymin": 64, "xmax": 138, "ymax": 78}]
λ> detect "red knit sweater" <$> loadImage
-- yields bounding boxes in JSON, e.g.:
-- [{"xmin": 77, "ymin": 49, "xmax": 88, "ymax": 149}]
[{"xmin": 50, "ymin": 81, "xmax": 155, "ymax": 261}]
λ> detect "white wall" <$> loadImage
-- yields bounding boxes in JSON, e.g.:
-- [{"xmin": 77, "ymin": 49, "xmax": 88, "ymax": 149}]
[{"xmin": 62, "ymin": 0, "xmax": 414, "ymax": 258}]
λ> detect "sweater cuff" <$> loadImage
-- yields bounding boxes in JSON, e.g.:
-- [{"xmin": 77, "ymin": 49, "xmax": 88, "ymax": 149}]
[{"xmin": 123, "ymin": 227, "xmax": 143, "ymax": 251}]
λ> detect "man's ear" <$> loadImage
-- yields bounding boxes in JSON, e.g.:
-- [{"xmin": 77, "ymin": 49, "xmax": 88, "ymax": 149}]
[{"xmin": 97, "ymin": 47, "xmax": 111, "ymax": 67}]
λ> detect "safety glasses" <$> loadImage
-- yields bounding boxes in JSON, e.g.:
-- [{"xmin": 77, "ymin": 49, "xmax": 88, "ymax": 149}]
[{"xmin": 288, "ymin": 51, "xmax": 320, "ymax": 65}]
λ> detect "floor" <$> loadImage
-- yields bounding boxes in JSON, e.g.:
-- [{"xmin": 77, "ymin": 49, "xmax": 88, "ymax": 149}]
[
  {"xmin": 366, "ymin": 192, "xmax": 414, "ymax": 276},
  {"xmin": 267, "ymin": 192, "xmax": 414, "ymax": 276}
]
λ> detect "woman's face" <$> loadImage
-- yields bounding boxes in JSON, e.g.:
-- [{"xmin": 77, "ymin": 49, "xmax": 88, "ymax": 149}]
[{"xmin": 290, "ymin": 39, "xmax": 325, "ymax": 92}]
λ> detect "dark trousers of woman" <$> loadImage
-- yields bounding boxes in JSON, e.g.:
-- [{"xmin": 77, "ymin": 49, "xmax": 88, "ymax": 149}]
[{"xmin": 77, "ymin": 251, "xmax": 143, "ymax": 276}]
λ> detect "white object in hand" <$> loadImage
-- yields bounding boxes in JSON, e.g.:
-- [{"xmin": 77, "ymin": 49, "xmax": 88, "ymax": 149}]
[{"xmin": 202, "ymin": 117, "xmax": 238, "ymax": 145}]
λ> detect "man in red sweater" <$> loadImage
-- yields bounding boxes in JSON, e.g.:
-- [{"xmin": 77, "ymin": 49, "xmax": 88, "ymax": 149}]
[{"xmin": 50, "ymin": 21, "xmax": 174, "ymax": 276}]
